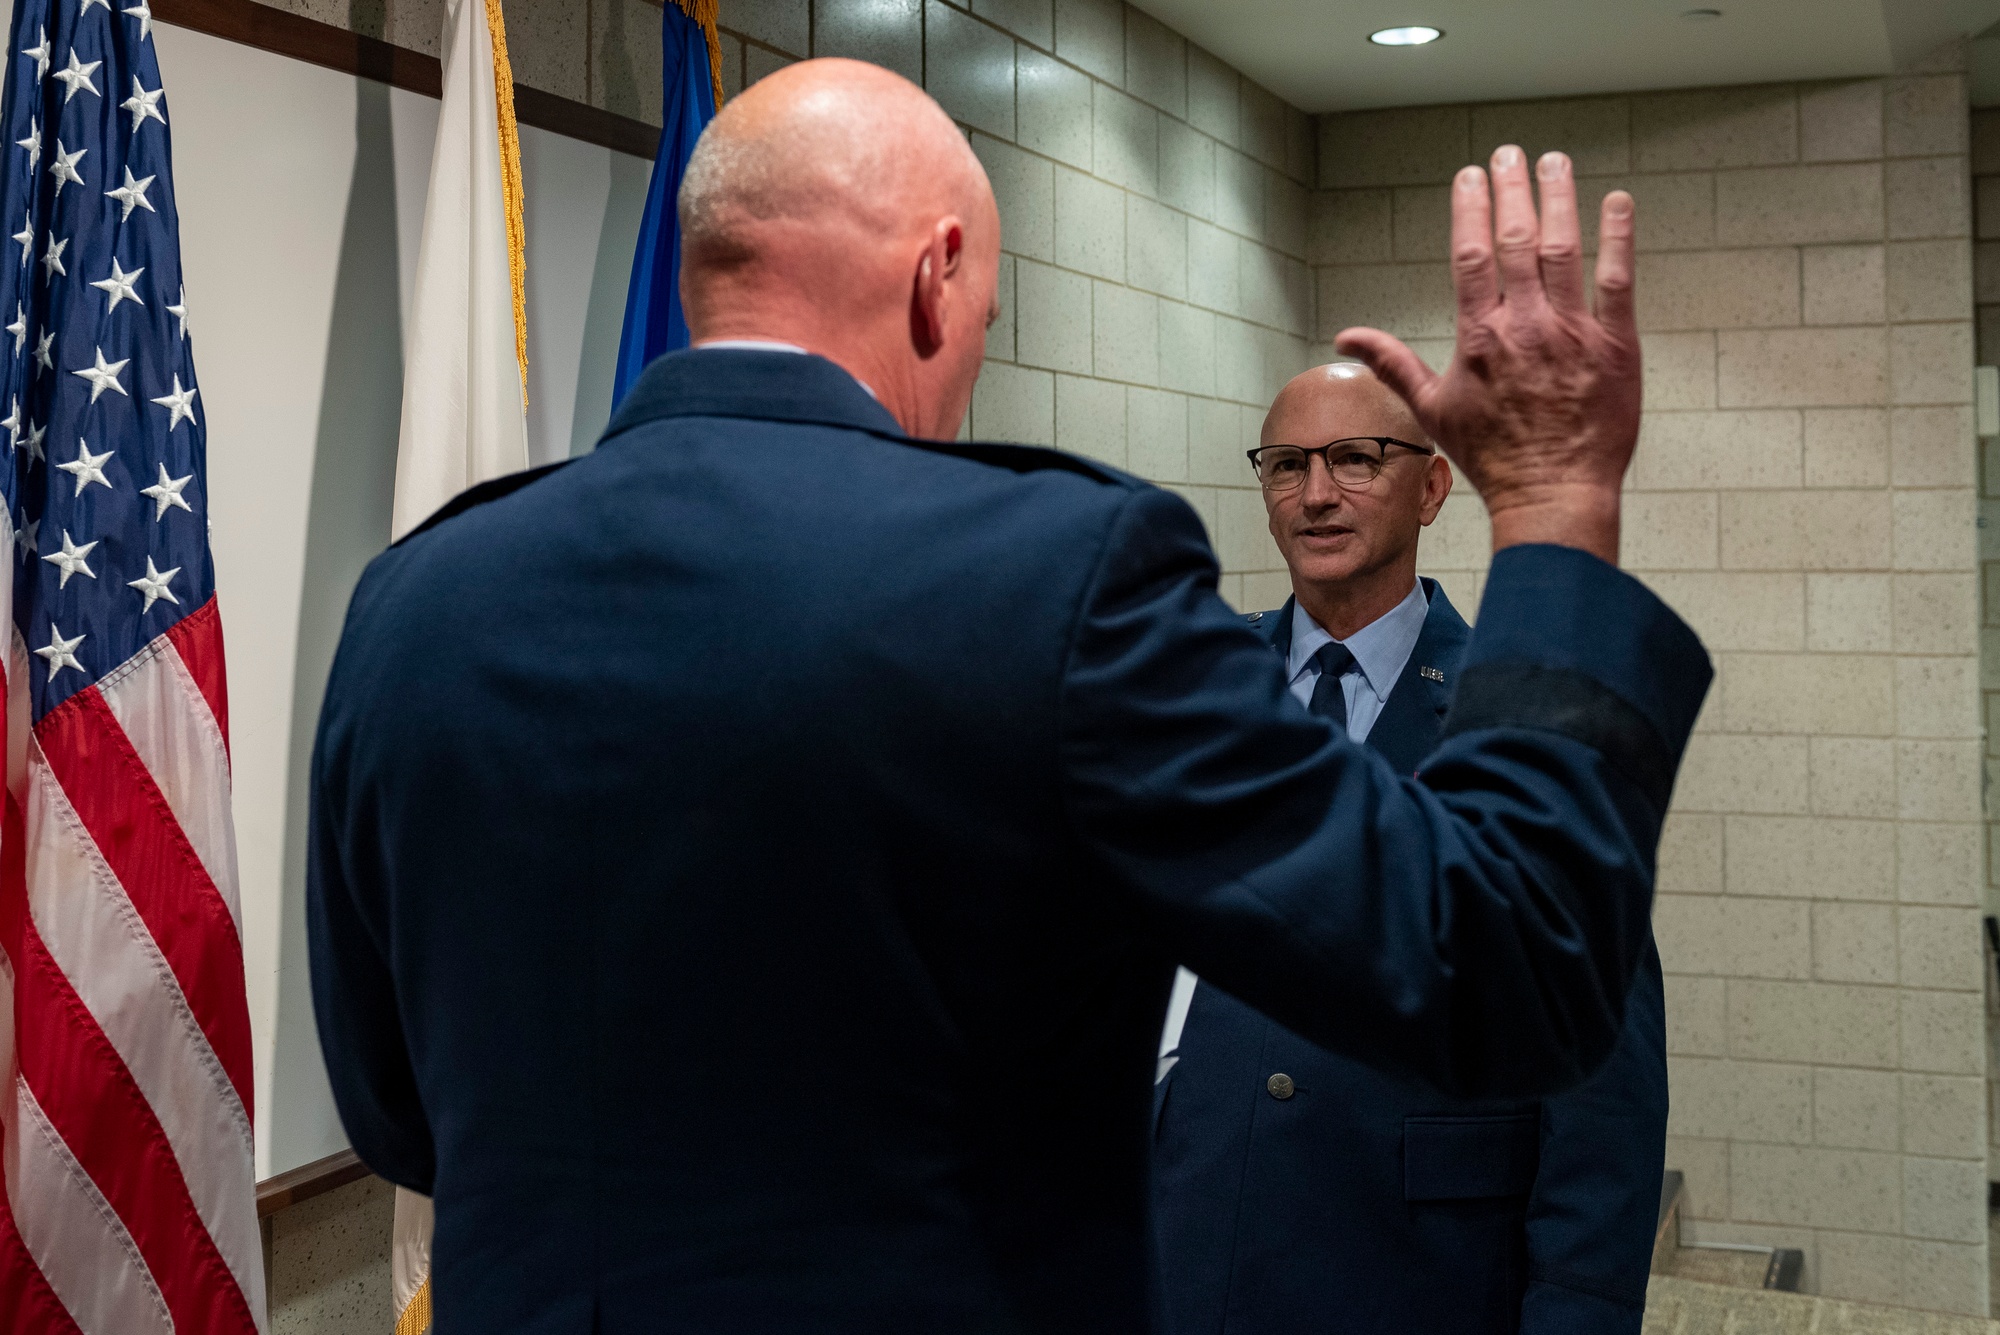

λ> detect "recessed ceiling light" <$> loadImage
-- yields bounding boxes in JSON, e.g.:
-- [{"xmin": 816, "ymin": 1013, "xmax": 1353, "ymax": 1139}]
[
  {"xmin": 1369, "ymin": 25, "xmax": 1443, "ymax": 46},
  {"xmin": 1681, "ymin": 8, "xmax": 1723, "ymax": 18}
]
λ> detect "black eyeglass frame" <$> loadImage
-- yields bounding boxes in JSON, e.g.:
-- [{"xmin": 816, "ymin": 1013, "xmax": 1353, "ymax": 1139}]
[{"xmin": 1246, "ymin": 437, "xmax": 1436, "ymax": 491}]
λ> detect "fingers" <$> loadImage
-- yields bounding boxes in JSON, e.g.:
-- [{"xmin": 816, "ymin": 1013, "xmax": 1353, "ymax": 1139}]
[
  {"xmin": 1535, "ymin": 153, "xmax": 1586, "ymax": 311},
  {"xmin": 1333, "ymin": 327, "xmax": 1440, "ymax": 420},
  {"xmin": 1593, "ymin": 190, "xmax": 1637, "ymax": 341},
  {"xmin": 1488, "ymin": 145, "xmax": 1543, "ymax": 303},
  {"xmin": 1449, "ymin": 165, "xmax": 1500, "ymax": 328}
]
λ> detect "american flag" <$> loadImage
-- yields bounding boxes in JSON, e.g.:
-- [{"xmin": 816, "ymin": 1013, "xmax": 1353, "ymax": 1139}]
[{"xmin": 0, "ymin": 0, "xmax": 261, "ymax": 1332}]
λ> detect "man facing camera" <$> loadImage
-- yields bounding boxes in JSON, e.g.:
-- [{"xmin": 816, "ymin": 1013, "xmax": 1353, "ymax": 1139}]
[{"xmin": 1152, "ymin": 362, "xmax": 1668, "ymax": 1335}]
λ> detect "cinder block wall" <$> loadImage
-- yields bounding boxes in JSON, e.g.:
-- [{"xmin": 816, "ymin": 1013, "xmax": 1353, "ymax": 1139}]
[{"xmin": 1314, "ymin": 57, "xmax": 1988, "ymax": 1314}]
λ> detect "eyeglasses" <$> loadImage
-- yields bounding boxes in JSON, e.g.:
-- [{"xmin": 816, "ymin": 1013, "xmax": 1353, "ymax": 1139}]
[{"xmin": 1246, "ymin": 437, "xmax": 1435, "ymax": 492}]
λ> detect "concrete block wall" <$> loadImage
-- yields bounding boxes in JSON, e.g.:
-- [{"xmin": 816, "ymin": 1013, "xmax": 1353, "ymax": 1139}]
[
  {"xmin": 1315, "ymin": 61, "xmax": 1990, "ymax": 1314},
  {"xmin": 716, "ymin": 0, "xmax": 1317, "ymax": 608}
]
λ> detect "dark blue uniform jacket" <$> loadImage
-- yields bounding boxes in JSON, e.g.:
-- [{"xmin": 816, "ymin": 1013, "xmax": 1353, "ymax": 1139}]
[
  {"xmin": 1153, "ymin": 587, "xmax": 1669, "ymax": 1335},
  {"xmin": 307, "ymin": 349, "xmax": 1709, "ymax": 1334}
]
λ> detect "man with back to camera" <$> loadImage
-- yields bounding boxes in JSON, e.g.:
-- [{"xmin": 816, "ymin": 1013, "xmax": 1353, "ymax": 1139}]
[
  {"xmin": 306, "ymin": 58, "xmax": 1709, "ymax": 1332},
  {"xmin": 1152, "ymin": 363, "xmax": 1668, "ymax": 1335}
]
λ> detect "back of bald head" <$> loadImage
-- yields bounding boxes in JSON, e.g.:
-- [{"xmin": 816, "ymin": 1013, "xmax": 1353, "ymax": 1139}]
[
  {"xmin": 1263, "ymin": 362, "xmax": 1429, "ymax": 447},
  {"xmin": 678, "ymin": 59, "xmax": 989, "ymax": 321}
]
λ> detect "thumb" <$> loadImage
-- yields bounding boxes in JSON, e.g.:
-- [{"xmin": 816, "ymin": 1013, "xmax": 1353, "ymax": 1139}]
[{"xmin": 1333, "ymin": 327, "xmax": 1439, "ymax": 424}]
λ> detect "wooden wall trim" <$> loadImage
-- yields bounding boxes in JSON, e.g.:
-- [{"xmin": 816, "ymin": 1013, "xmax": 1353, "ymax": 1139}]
[
  {"xmin": 153, "ymin": 0, "xmax": 662, "ymax": 160},
  {"xmin": 256, "ymin": 1148, "xmax": 373, "ymax": 1217}
]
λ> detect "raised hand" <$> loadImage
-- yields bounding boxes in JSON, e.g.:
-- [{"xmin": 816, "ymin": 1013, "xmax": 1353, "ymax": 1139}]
[{"xmin": 1334, "ymin": 146, "xmax": 1639, "ymax": 565}]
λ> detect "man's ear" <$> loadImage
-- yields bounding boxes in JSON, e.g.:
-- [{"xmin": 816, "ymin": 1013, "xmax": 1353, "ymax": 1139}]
[
  {"xmin": 1417, "ymin": 453, "xmax": 1452, "ymax": 525},
  {"xmin": 910, "ymin": 216, "xmax": 964, "ymax": 358}
]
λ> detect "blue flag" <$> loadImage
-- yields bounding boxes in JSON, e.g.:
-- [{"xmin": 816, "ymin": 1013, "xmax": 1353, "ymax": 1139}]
[{"xmin": 612, "ymin": 3, "xmax": 718, "ymax": 408}]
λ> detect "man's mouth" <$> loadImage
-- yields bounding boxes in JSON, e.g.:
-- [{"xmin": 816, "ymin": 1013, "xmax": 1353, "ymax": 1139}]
[{"xmin": 1297, "ymin": 525, "xmax": 1353, "ymax": 542}]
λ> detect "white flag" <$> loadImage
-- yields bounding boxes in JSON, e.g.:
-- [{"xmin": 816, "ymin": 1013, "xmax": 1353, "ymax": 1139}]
[
  {"xmin": 391, "ymin": 0, "xmax": 529, "ymax": 541},
  {"xmin": 388, "ymin": 0, "xmax": 527, "ymax": 1330}
]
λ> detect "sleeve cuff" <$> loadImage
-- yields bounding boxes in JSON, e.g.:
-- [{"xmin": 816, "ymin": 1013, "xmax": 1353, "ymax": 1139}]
[{"xmin": 1446, "ymin": 545, "xmax": 1713, "ymax": 811}]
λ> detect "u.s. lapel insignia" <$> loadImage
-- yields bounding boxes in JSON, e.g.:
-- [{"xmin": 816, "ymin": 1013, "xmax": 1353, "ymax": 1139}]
[{"xmin": 1419, "ymin": 665, "xmax": 1445, "ymax": 683}]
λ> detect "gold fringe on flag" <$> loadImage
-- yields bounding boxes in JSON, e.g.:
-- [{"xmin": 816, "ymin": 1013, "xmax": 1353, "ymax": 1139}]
[
  {"xmin": 394, "ymin": 1276, "xmax": 433, "ymax": 1335},
  {"xmin": 673, "ymin": 0, "xmax": 727, "ymax": 113},
  {"xmin": 484, "ymin": 0, "xmax": 530, "ymax": 405}
]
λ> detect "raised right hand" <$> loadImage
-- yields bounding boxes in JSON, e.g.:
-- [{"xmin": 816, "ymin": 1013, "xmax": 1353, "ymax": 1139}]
[{"xmin": 1333, "ymin": 146, "xmax": 1640, "ymax": 566}]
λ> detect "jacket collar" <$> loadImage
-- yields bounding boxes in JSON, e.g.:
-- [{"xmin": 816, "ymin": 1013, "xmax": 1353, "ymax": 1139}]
[
  {"xmin": 1255, "ymin": 580, "xmax": 1471, "ymax": 772},
  {"xmin": 602, "ymin": 347, "xmax": 906, "ymax": 443}
]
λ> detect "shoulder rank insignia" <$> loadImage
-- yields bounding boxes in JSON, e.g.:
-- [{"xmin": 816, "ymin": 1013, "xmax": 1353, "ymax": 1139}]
[
  {"xmin": 1419, "ymin": 666, "xmax": 1445, "ymax": 683},
  {"xmin": 1247, "ymin": 612, "xmax": 1263, "ymax": 623}
]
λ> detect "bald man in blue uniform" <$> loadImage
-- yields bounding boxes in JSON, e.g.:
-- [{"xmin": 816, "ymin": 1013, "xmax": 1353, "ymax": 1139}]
[
  {"xmin": 307, "ymin": 61, "xmax": 1705, "ymax": 1334},
  {"xmin": 1154, "ymin": 366, "xmax": 1667, "ymax": 1335}
]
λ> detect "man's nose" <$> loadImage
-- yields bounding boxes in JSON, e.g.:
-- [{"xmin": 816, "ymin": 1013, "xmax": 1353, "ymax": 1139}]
[{"xmin": 1299, "ymin": 454, "xmax": 1345, "ymax": 508}]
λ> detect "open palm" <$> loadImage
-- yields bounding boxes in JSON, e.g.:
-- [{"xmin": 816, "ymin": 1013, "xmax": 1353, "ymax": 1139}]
[{"xmin": 1335, "ymin": 147, "xmax": 1640, "ymax": 565}]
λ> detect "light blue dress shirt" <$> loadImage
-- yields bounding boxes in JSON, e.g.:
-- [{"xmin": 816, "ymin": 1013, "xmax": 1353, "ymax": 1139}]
[{"xmin": 1284, "ymin": 580, "xmax": 1430, "ymax": 744}]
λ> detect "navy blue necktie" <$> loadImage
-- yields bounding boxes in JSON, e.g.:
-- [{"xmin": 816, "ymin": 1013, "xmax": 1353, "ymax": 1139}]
[{"xmin": 1308, "ymin": 643, "xmax": 1356, "ymax": 731}]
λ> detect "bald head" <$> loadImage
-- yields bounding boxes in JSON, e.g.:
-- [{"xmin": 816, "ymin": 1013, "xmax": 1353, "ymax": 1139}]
[
  {"xmin": 1261, "ymin": 363, "xmax": 1427, "ymax": 450},
  {"xmin": 681, "ymin": 60, "xmax": 983, "ymax": 268},
  {"xmin": 675, "ymin": 60, "xmax": 1001, "ymax": 439}
]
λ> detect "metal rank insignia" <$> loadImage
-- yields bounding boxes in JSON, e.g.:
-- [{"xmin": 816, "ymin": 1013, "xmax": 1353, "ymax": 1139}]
[{"xmin": 1419, "ymin": 666, "xmax": 1445, "ymax": 683}]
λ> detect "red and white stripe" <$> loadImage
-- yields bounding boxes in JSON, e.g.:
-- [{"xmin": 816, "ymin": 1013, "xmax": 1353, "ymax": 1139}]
[{"xmin": 0, "ymin": 583, "xmax": 264, "ymax": 1334}]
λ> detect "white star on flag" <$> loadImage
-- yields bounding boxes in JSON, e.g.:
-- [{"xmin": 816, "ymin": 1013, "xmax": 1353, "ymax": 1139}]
[
  {"xmin": 56, "ymin": 439, "xmax": 114, "ymax": 495},
  {"xmin": 34, "ymin": 330, "xmax": 53, "ymax": 373},
  {"xmin": 16, "ymin": 116, "xmax": 38, "ymax": 163},
  {"xmin": 24, "ymin": 419, "xmax": 46, "ymax": 462},
  {"xmin": 71, "ymin": 346, "xmax": 128, "ymax": 402},
  {"xmin": 1, "ymin": 396, "xmax": 20, "ymax": 448},
  {"xmin": 120, "ymin": 77, "xmax": 163, "ymax": 132},
  {"xmin": 90, "ymin": 258, "xmax": 143, "ymax": 312},
  {"xmin": 125, "ymin": 2, "xmax": 153, "ymax": 40},
  {"xmin": 52, "ymin": 49, "xmax": 100, "ymax": 103},
  {"xmin": 6, "ymin": 305, "xmax": 25, "ymax": 354},
  {"xmin": 34, "ymin": 623, "xmax": 85, "ymax": 679},
  {"xmin": 167, "ymin": 285, "xmax": 188, "ymax": 340},
  {"xmin": 47, "ymin": 140, "xmax": 83, "ymax": 193},
  {"xmin": 41, "ymin": 529, "xmax": 96, "ymax": 587},
  {"xmin": 151, "ymin": 375, "xmax": 195, "ymax": 429},
  {"xmin": 20, "ymin": 27, "xmax": 49, "ymax": 81},
  {"xmin": 105, "ymin": 166, "xmax": 153, "ymax": 219},
  {"xmin": 12, "ymin": 517, "xmax": 36, "ymax": 556},
  {"xmin": 12, "ymin": 212, "xmax": 31, "ymax": 265},
  {"xmin": 39, "ymin": 235, "xmax": 64, "ymax": 278},
  {"xmin": 140, "ymin": 461, "xmax": 193, "ymax": 519},
  {"xmin": 80, "ymin": 0, "xmax": 111, "ymax": 14},
  {"xmin": 128, "ymin": 556, "xmax": 179, "ymax": 611}
]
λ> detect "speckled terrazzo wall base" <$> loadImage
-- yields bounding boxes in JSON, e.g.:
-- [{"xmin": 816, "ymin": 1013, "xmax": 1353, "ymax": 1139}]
[
  {"xmin": 1644, "ymin": 1275, "xmax": 2000, "ymax": 1335},
  {"xmin": 266, "ymin": 1175, "xmax": 396, "ymax": 1334}
]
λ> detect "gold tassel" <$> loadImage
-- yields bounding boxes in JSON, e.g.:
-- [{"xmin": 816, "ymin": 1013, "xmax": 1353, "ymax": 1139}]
[
  {"xmin": 485, "ymin": 0, "xmax": 530, "ymax": 406},
  {"xmin": 672, "ymin": 0, "xmax": 726, "ymax": 113},
  {"xmin": 394, "ymin": 1277, "xmax": 434, "ymax": 1335}
]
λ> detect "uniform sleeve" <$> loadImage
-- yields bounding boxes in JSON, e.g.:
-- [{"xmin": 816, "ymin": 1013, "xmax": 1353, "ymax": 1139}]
[
  {"xmin": 305, "ymin": 584, "xmax": 438, "ymax": 1194},
  {"xmin": 1518, "ymin": 939, "xmax": 1669, "ymax": 1334},
  {"xmin": 1058, "ymin": 485, "xmax": 1709, "ymax": 1100}
]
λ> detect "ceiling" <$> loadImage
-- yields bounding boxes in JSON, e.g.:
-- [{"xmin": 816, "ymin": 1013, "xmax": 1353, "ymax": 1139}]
[{"xmin": 1129, "ymin": 0, "xmax": 2000, "ymax": 113}]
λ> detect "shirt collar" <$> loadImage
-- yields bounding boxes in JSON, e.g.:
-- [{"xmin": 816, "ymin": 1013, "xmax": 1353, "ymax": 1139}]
[
  {"xmin": 692, "ymin": 339, "xmax": 880, "ymax": 401},
  {"xmin": 605, "ymin": 346, "xmax": 900, "ymax": 441},
  {"xmin": 695, "ymin": 339, "xmax": 809, "ymax": 354},
  {"xmin": 1287, "ymin": 580, "xmax": 1430, "ymax": 698}
]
